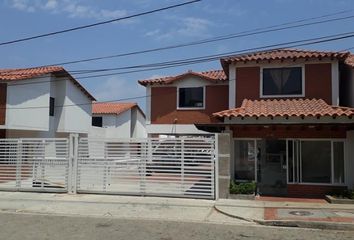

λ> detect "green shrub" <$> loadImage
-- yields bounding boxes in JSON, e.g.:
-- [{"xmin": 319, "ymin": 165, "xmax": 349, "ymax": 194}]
[{"xmin": 230, "ymin": 181, "xmax": 256, "ymax": 195}]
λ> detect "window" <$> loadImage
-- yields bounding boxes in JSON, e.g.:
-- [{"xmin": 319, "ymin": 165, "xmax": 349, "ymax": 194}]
[
  {"xmin": 262, "ymin": 67, "xmax": 303, "ymax": 96},
  {"xmin": 92, "ymin": 116, "xmax": 103, "ymax": 127},
  {"xmin": 333, "ymin": 142, "xmax": 345, "ymax": 184},
  {"xmin": 49, "ymin": 97, "xmax": 55, "ymax": 116},
  {"xmin": 301, "ymin": 141, "xmax": 331, "ymax": 183},
  {"xmin": 178, "ymin": 87, "xmax": 204, "ymax": 108},
  {"xmin": 287, "ymin": 140, "xmax": 345, "ymax": 185}
]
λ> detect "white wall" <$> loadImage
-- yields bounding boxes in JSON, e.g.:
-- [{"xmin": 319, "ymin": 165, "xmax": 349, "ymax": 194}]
[
  {"xmin": 90, "ymin": 107, "xmax": 147, "ymax": 138},
  {"xmin": 114, "ymin": 109, "xmax": 131, "ymax": 138},
  {"xmin": 58, "ymin": 77, "xmax": 92, "ymax": 134},
  {"xmin": 4, "ymin": 75, "xmax": 93, "ymax": 137},
  {"xmin": 132, "ymin": 108, "xmax": 146, "ymax": 138},
  {"xmin": 6, "ymin": 76, "xmax": 51, "ymax": 131}
]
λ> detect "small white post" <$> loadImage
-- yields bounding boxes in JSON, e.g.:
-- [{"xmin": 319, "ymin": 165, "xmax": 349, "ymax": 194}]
[
  {"xmin": 181, "ymin": 138, "xmax": 185, "ymax": 194},
  {"xmin": 15, "ymin": 139, "xmax": 22, "ymax": 190},
  {"xmin": 214, "ymin": 134, "xmax": 219, "ymax": 200},
  {"xmin": 68, "ymin": 133, "xmax": 79, "ymax": 194}
]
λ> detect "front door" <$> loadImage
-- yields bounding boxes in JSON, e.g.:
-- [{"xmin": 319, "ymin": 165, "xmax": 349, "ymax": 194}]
[{"xmin": 257, "ymin": 139, "xmax": 287, "ymax": 196}]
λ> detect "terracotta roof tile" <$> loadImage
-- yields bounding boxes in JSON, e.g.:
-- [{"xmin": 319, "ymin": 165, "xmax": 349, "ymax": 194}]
[
  {"xmin": 92, "ymin": 102, "xmax": 138, "ymax": 115},
  {"xmin": 213, "ymin": 99, "xmax": 354, "ymax": 119},
  {"xmin": 138, "ymin": 69, "xmax": 227, "ymax": 86},
  {"xmin": 0, "ymin": 66, "xmax": 64, "ymax": 80},
  {"xmin": 221, "ymin": 49, "xmax": 350, "ymax": 65},
  {"xmin": 0, "ymin": 66, "xmax": 95, "ymax": 101},
  {"xmin": 344, "ymin": 54, "xmax": 354, "ymax": 68}
]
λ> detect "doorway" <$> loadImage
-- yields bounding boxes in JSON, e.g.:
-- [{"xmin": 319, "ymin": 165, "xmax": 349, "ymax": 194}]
[{"xmin": 257, "ymin": 140, "xmax": 287, "ymax": 196}]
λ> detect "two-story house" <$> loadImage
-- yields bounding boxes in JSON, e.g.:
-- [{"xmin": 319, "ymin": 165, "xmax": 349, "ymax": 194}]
[
  {"xmin": 139, "ymin": 70, "xmax": 228, "ymax": 136},
  {"xmin": 139, "ymin": 48, "xmax": 354, "ymax": 198},
  {"xmin": 0, "ymin": 66, "xmax": 95, "ymax": 138},
  {"xmin": 90, "ymin": 102, "xmax": 146, "ymax": 138}
]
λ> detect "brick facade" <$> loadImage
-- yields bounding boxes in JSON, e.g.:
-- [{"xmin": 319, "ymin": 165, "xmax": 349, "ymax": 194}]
[
  {"xmin": 151, "ymin": 85, "xmax": 228, "ymax": 124},
  {"xmin": 305, "ymin": 63, "xmax": 332, "ymax": 104},
  {"xmin": 287, "ymin": 184, "xmax": 347, "ymax": 198},
  {"xmin": 232, "ymin": 125, "xmax": 347, "ymax": 139},
  {"xmin": 236, "ymin": 67, "xmax": 260, "ymax": 107},
  {"xmin": 234, "ymin": 63, "xmax": 333, "ymax": 106}
]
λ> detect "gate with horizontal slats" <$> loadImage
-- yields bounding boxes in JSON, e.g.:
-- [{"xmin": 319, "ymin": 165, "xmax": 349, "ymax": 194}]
[
  {"xmin": 0, "ymin": 138, "xmax": 69, "ymax": 192},
  {"xmin": 76, "ymin": 137, "xmax": 216, "ymax": 199}
]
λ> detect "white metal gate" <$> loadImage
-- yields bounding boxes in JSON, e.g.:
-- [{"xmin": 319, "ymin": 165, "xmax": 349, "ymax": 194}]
[
  {"xmin": 76, "ymin": 137, "xmax": 216, "ymax": 199},
  {"xmin": 0, "ymin": 138, "xmax": 69, "ymax": 192}
]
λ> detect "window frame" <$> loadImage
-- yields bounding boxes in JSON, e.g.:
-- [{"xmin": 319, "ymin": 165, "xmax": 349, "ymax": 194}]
[
  {"xmin": 177, "ymin": 86, "xmax": 206, "ymax": 110},
  {"xmin": 287, "ymin": 138, "xmax": 346, "ymax": 186},
  {"xmin": 92, "ymin": 116, "xmax": 103, "ymax": 127},
  {"xmin": 49, "ymin": 97, "xmax": 55, "ymax": 117},
  {"xmin": 260, "ymin": 65, "xmax": 305, "ymax": 98}
]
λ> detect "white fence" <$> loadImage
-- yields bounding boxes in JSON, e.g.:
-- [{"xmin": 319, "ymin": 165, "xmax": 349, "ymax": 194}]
[
  {"xmin": 77, "ymin": 137, "xmax": 216, "ymax": 199},
  {"xmin": 0, "ymin": 136, "xmax": 216, "ymax": 199},
  {"xmin": 0, "ymin": 138, "xmax": 69, "ymax": 192}
]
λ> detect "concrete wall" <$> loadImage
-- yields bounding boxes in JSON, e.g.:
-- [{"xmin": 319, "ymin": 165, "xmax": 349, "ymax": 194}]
[
  {"xmin": 216, "ymin": 133, "xmax": 231, "ymax": 199},
  {"xmin": 60, "ymin": 78, "xmax": 92, "ymax": 134},
  {"xmin": 3, "ymin": 75, "xmax": 92, "ymax": 137},
  {"xmin": 6, "ymin": 76, "xmax": 51, "ymax": 131},
  {"xmin": 90, "ymin": 108, "xmax": 146, "ymax": 138},
  {"xmin": 131, "ymin": 108, "xmax": 147, "ymax": 138}
]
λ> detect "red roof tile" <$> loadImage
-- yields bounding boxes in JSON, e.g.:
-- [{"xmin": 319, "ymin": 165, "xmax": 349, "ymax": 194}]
[
  {"xmin": 344, "ymin": 54, "xmax": 354, "ymax": 68},
  {"xmin": 221, "ymin": 49, "xmax": 350, "ymax": 65},
  {"xmin": 0, "ymin": 66, "xmax": 95, "ymax": 101},
  {"xmin": 138, "ymin": 69, "xmax": 227, "ymax": 86},
  {"xmin": 213, "ymin": 99, "xmax": 354, "ymax": 118},
  {"xmin": 92, "ymin": 102, "xmax": 138, "ymax": 115}
]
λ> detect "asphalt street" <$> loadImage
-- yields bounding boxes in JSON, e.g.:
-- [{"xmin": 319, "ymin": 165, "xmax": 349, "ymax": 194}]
[{"xmin": 0, "ymin": 212, "xmax": 353, "ymax": 240}]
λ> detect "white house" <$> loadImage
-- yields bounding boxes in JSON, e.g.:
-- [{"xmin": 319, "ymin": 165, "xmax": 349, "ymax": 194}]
[
  {"xmin": 0, "ymin": 66, "xmax": 96, "ymax": 138},
  {"xmin": 90, "ymin": 102, "xmax": 146, "ymax": 138}
]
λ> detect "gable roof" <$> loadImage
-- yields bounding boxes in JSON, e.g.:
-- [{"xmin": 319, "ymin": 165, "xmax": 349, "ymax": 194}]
[
  {"xmin": 221, "ymin": 48, "xmax": 349, "ymax": 65},
  {"xmin": 0, "ymin": 66, "xmax": 96, "ymax": 101},
  {"xmin": 213, "ymin": 98, "xmax": 354, "ymax": 119},
  {"xmin": 138, "ymin": 69, "xmax": 227, "ymax": 86},
  {"xmin": 92, "ymin": 102, "xmax": 145, "ymax": 117},
  {"xmin": 220, "ymin": 48, "xmax": 350, "ymax": 73}
]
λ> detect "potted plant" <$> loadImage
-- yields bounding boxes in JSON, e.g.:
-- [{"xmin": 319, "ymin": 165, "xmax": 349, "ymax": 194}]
[{"xmin": 229, "ymin": 181, "xmax": 256, "ymax": 200}]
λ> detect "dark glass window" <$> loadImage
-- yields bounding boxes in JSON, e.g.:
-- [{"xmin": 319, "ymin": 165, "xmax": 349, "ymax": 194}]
[
  {"xmin": 92, "ymin": 117, "xmax": 103, "ymax": 127},
  {"xmin": 263, "ymin": 67, "xmax": 302, "ymax": 96},
  {"xmin": 49, "ymin": 97, "xmax": 55, "ymax": 116},
  {"xmin": 178, "ymin": 87, "xmax": 204, "ymax": 108}
]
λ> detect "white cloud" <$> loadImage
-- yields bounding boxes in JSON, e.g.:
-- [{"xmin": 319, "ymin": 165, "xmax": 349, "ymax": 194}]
[
  {"xmin": 8, "ymin": 0, "xmax": 129, "ymax": 21},
  {"xmin": 145, "ymin": 17, "xmax": 213, "ymax": 40}
]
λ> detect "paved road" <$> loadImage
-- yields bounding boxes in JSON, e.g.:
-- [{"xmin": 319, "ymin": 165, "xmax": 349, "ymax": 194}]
[{"xmin": 0, "ymin": 212, "xmax": 353, "ymax": 240}]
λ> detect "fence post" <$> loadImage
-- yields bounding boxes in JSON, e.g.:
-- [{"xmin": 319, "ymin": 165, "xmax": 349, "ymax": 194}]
[
  {"xmin": 215, "ymin": 133, "xmax": 231, "ymax": 200},
  {"xmin": 68, "ymin": 133, "xmax": 79, "ymax": 194},
  {"xmin": 15, "ymin": 139, "xmax": 22, "ymax": 190},
  {"xmin": 181, "ymin": 138, "xmax": 185, "ymax": 194}
]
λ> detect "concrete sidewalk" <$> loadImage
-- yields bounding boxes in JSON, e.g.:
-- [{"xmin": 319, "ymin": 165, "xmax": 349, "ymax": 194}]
[
  {"xmin": 0, "ymin": 192, "xmax": 250, "ymax": 226},
  {"xmin": 0, "ymin": 192, "xmax": 353, "ymax": 231},
  {"xmin": 215, "ymin": 199, "xmax": 354, "ymax": 230}
]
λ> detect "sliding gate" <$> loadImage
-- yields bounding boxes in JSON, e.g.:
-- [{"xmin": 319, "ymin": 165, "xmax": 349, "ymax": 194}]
[
  {"xmin": 76, "ymin": 137, "xmax": 216, "ymax": 199},
  {"xmin": 0, "ymin": 138, "xmax": 69, "ymax": 192}
]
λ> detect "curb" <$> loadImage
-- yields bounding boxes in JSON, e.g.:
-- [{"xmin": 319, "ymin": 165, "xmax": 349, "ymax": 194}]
[
  {"xmin": 257, "ymin": 220, "xmax": 354, "ymax": 231},
  {"xmin": 214, "ymin": 205, "xmax": 354, "ymax": 231}
]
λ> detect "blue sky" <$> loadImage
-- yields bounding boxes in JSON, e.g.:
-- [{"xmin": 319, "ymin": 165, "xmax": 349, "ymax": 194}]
[{"xmin": 0, "ymin": 0, "xmax": 354, "ymax": 111}]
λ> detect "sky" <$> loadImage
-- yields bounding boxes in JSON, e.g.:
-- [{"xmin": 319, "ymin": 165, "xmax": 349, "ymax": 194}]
[{"xmin": 0, "ymin": 0, "xmax": 354, "ymax": 111}]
